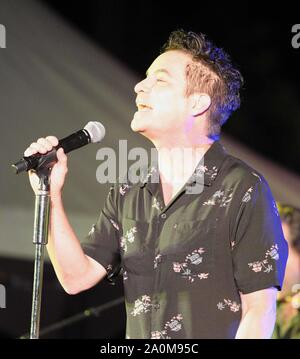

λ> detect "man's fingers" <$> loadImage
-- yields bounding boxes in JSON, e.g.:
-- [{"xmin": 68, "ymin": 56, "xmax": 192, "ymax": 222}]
[
  {"xmin": 56, "ymin": 148, "xmax": 67, "ymax": 164},
  {"xmin": 56, "ymin": 147, "xmax": 67, "ymax": 163},
  {"xmin": 24, "ymin": 136, "xmax": 58, "ymax": 157},
  {"xmin": 24, "ymin": 147, "xmax": 37, "ymax": 157},
  {"xmin": 45, "ymin": 136, "xmax": 59, "ymax": 147},
  {"xmin": 29, "ymin": 142, "xmax": 48, "ymax": 154},
  {"xmin": 37, "ymin": 138, "xmax": 54, "ymax": 152}
]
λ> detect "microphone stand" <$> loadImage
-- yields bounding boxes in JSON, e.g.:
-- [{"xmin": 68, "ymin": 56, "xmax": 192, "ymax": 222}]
[
  {"xmin": 20, "ymin": 297, "xmax": 125, "ymax": 339},
  {"xmin": 29, "ymin": 166, "xmax": 52, "ymax": 339}
]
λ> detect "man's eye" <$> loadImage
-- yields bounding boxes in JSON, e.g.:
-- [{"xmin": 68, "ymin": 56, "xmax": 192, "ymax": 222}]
[{"xmin": 157, "ymin": 79, "xmax": 165, "ymax": 82}]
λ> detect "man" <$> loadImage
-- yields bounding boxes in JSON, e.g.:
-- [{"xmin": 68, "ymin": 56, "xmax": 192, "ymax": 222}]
[{"xmin": 24, "ymin": 30, "xmax": 288, "ymax": 339}]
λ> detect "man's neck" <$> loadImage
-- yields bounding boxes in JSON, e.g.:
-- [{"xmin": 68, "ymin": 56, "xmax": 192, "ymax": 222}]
[{"xmin": 155, "ymin": 140, "xmax": 214, "ymax": 187}]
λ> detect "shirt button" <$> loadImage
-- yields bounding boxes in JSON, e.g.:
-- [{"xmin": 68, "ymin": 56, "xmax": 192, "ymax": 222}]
[{"xmin": 161, "ymin": 213, "xmax": 167, "ymax": 219}]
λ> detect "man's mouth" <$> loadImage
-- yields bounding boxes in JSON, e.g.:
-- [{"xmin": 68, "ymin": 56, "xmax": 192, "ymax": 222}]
[{"xmin": 136, "ymin": 103, "xmax": 153, "ymax": 111}]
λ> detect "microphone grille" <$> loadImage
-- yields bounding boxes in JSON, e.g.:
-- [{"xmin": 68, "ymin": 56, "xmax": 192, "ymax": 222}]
[{"xmin": 84, "ymin": 121, "xmax": 106, "ymax": 143}]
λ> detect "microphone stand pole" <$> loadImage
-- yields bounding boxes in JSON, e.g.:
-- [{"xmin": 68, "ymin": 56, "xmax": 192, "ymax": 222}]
[
  {"xmin": 29, "ymin": 167, "xmax": 52, "ymax": 339},
  {"xmin": 20, "ymin": 297, "xmax": 125, "ymax": 339}
]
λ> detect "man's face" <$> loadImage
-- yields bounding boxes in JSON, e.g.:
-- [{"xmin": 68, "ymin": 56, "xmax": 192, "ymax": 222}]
[{"xmin": 131, "ymin": 50, "xmax": 193, "ymax": 141}]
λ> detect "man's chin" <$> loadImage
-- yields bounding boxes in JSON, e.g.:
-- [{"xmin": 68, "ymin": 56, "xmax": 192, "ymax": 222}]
[
  {"xmin": 131, "ymin": 117, "xmax": 146, "ymax": 133},
  {"xmin": 131, "ymin": 125, "xmax": 146, "ymax": 136},
  {"xmin": 130, "ymin": 116, "xmax": 158, "ymax": 141}
]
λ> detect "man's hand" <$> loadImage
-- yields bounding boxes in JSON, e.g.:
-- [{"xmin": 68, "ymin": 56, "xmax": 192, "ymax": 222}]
[{"xmin": 24, "ymin": 136, "xmax": 68, "ymax": 198}]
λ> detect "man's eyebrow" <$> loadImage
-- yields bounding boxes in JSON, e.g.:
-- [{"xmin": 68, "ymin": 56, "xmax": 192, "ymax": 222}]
[{"xmin": 145, "ymin": 68, "xmax": 172, "ymax": 77}]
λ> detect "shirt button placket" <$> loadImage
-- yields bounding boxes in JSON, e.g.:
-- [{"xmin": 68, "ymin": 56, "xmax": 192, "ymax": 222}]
[{"xmin": 151, "ymin": 212, "xmax": 167, "ymax": 333}]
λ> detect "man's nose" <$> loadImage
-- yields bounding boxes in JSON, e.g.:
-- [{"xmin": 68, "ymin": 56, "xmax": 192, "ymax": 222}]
[{"xmin": 134, "ymin": 77, "xmax": 154, "ymax": 93}]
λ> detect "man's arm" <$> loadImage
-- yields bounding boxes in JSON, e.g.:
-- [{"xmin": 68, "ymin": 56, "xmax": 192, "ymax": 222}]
[
  {"xmin": 47, "ymin": 194, "xmax": 107, "ymax": 295},
  {"xmin": 235, "ymin": 287, "xmax": 278, "ymax": 339},
  {"xmin": 25, "ymin": 136, "xmax": 107, "ymax": 295}
]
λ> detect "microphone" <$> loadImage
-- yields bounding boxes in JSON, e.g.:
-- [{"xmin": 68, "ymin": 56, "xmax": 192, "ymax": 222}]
[{"xmin": 12, "ymin": 121, "xmax": 106, "ymax": 174}]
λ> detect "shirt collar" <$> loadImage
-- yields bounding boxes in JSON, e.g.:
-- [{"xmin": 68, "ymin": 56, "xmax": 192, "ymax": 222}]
[{"xmin": 139, "ymin": 141, "xmax": 227, "ymax": 189}]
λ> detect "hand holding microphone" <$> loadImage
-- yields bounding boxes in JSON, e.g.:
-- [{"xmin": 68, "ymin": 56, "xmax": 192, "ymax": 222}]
[
  {"xmin": 25, "ymin": 137, "xmax": 67, "ymax": 197},
  {"xmin": 13, "ymin": 121, "xmax": 105, "ymax": 197}
]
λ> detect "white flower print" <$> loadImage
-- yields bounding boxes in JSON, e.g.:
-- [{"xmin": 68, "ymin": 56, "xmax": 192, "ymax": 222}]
[
  {"xmin": 142, "ymin": 166, "xmax": 158, "ymax": 184},
  {"xmin": 198, "ymin": 273, "xmax": 209, "ymax": 280},
  {"xmin": 198, "ymin": 165, "xmax": 208, "ymax": 173},
  {"xmin": 193, "ymin": 165, "xmax": 207, "ymax": 180},
  {"xmin": 152, "ymin": 197, "xmax": 163, "ymax": 211},
  {"xmin": 203, "ymin": 188, "xmax": 233, "ymax": 207},
  {"xmin": 119, "ymin": 183, "xmax": 130, "ymax": 196},
  {"xmin": 220, "ymin": 191, "xmax": 233, "ymax": 207},
  {"xmin": 217, "ymin": 302, "xmax": 225, "ymax": 310},
  {"xmin": 123, "ymin": 270, "xmax": 128, "ymax": 281},
  {"xmin": 151, "ymin": 330, "xmax": 171, "ymax": 339},
  {"xmin": 88, "ymin": 224, "xmax": 95, "ymax": 236},
  {"xmin": 173, "ymin": 262, "xmax": 184, "ymax": 273},
  {"xmin": 242, "ymin": 186, "xmax": 253, "ymax": 203},
  {"xmin": 207, "ymin": 166, "xmax": 218, "ymax": 180},
  {"xmin": 203, "ymin": 198, "xmax": 216, "ymax": 206},
  {"xmin": 151, "ymin": 314, "xmax": 184, "ymax": 339},
  {"xmin": 130, "ymin": 295, "xmax": 160, "ymax": 317},
  {"xmin": 120, "ymin": 226, "xmax": 137, "ymax": 252},
  {"xmin": 229, "ymin": 303, "xmax": 240, "ymax": 313},
  {"xmin": 172, "ymin": 248, "xmax": 209, "ymax": 283},
  {"xmin": 248, "ymin": 244, "xmax": 279, "ymax": 273},
  {"xmin": 194, "ymin": 165, "xmax": 218, "ymax": 182},
  {"xmin": 186, "ymin": 248, "xmax": 205, "ymax": 265},
  {"xmin": 165, "ymin": 314, "xmax": 184, "ymax": 332},
  {"xmin": 217, "ymin": 299, "xmax": 241, "ymax": 313},
  {"xmin": 266, "ymin": 244, "xmax": 279, "ymax": 260},
  {"xmin": 248, "ymin": 261, "xmax": 264, "ymax": 272},
  {"xmin": 264, "ymin": 264, "xmax": 273, "ymax": 273},
  {"xmin": 214, "ymin": 190, "xmax": 224, "ymax": 198},
  {"xmin": 154, "ymin": 254, "xmax": 162, "ymax": 269}
]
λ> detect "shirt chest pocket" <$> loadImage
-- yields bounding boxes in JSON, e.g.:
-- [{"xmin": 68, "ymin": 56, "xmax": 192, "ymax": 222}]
[{"xmin": 161, "ymin": 219, "xmax": 216, "ymax": 274}]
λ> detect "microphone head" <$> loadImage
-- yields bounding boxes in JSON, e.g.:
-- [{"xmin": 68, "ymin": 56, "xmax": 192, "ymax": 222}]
[{"xmin": 84, "ymin": 121, "xmax": 106, "ymax": 143}]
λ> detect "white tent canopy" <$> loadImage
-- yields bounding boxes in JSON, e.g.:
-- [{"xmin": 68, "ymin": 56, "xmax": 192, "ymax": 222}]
[{"xmin": 0, "ymin": 0, "xmax": 299, "ymax": 260}]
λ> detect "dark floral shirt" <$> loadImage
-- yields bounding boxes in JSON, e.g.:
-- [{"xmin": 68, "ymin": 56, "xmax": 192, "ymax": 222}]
[{"xmin": 81, "ymin": 141, "xmax": 288, "ymax": 339}]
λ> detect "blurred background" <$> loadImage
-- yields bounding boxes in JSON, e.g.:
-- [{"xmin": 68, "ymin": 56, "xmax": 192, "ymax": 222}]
[{"xmin": 0, "ymin": 0, "xmax": 299, "ymax": 338}]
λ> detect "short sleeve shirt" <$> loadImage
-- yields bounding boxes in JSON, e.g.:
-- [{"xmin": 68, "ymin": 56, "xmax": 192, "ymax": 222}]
[{"xmin": 81, "ymin": 141, "xmax": 288, "ymax": 339}]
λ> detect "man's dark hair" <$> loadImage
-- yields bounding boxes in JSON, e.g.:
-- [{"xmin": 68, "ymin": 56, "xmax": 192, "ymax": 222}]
[{"xmin": 161, "ymin": 29, "xmax": 243, "ymax": 139}]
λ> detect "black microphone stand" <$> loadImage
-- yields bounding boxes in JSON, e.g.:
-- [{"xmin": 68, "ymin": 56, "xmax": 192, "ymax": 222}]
[
  {"xmin": 20, "ymin": 297, "xmax": 125, "ymax": 339},
  {"xmin": 29, "ymin": 166, "xmax": 52, "ymax": 339}
]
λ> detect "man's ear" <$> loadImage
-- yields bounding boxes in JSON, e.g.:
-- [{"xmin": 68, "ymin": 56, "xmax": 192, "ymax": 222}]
[{"xmin": 190, "ymin": 93, "xmax": 211, "ymax": 116}]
